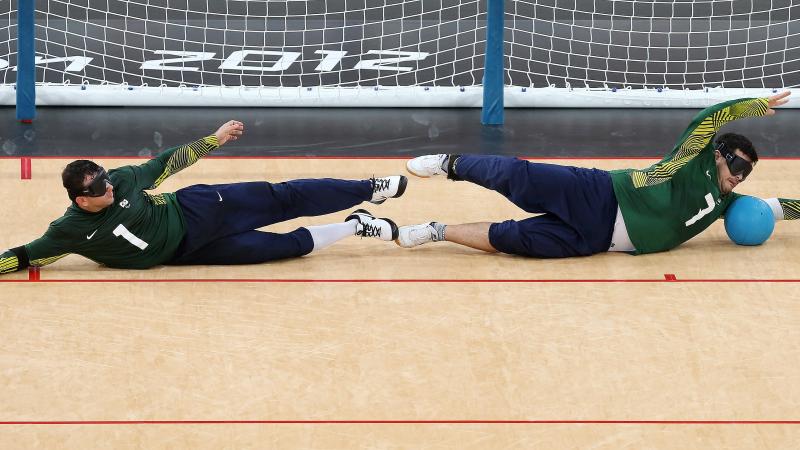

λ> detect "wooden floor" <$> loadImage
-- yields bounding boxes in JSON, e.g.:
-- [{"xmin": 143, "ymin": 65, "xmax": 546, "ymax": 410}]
[{"xmin": 2, "ymin": 158, "xmax": 800, "ymax": 448}]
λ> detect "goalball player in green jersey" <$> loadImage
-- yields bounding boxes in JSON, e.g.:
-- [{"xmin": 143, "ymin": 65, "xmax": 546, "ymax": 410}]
[
  {"xmin": 395, "ymin": 92, "xmax": 800, "ymax": 257},
  {"xmin": 0, "ymin": 121, "xmax": 408, "ymax": 275}
]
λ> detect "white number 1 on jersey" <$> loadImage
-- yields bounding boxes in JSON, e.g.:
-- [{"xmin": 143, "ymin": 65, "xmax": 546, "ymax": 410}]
[{"xmin": 113, "ymin": 224, "xmax": 149, "ymax": 250}]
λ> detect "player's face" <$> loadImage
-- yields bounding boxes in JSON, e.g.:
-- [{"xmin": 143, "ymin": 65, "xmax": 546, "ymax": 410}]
[
  {"xmin": 77, "ymin": 171, "xmax": 114, "ymax": 211},
  {"xmin": 715, "ymin": 148, "xmax": 753, "ymax": 195}
]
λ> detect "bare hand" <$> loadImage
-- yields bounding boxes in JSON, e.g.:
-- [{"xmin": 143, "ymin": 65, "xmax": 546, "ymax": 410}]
[
  {"xmin": 766, "ymin": 91, "xmax": 791, "ymax": 115},
  {"xmin": 214, "ymin": 120, "xmax": 244, "ymax": 146}
]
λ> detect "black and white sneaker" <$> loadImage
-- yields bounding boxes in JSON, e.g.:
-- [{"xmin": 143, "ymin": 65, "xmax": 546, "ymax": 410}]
[
  {"xmin": 346, "ymin": 209, "xmax": 399, "ymax": 241},
  {"xmin": 369, "ymin": 175, "xmax": 408, "ymax": 204}
]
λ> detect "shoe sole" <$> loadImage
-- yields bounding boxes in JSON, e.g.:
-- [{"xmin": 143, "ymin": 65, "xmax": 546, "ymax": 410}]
[
  {"xmin": 394, "ymin": 236, "xmax": 418, "ymax": 248},
  {"xmin": 393, "ymin": 227, "xmax": 414, "ymax": 248},
  {"xmin": 406, "ymin": 161, "xmax": 433, "ymax": 178},
  {"xmin": 394, "ymin": 175, "xmax": 408, "ymax": 197},
  {"xmin": 383, "ymin": 217, "xmax": 399, "ymax": 240}
]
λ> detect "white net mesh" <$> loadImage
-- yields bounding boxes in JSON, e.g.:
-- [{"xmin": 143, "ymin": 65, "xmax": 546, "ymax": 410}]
[
  {"xmin": 505, "ymin": 0, "xmax": 800, "ymax": 106},
  {"xmin": 2, "ymin": 0, "xmax": 799, "ymax": 106},
  {"xmin": 12, "ymin": 0, "xmax": 488, "ymax": 106},
  {"xmin": 0, "ymin": 0, "xmax": 14, "ymax": 103}
]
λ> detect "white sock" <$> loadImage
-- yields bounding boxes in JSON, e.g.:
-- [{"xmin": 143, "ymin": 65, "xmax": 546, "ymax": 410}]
[{"xmin": 306, "ymin": 220, "xmax": 358, "ymax": 253}]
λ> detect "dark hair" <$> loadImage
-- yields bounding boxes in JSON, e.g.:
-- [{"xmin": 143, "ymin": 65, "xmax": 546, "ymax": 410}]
[
  {"xmin": 62, "ymin": 160, "xmax": 101, "ymax": 201},
  {"xmin": 715, "ymin": 133, "xmax": 758, "ymax": 164}
]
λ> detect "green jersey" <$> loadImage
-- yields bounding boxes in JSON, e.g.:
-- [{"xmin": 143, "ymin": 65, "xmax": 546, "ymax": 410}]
[
  {"xmin": 0, "ymin": 135, "xmax": 218, "ymax": 272},
  {"xmin": 611, "ymin": 97, "xmax": 769, "ymax": 254}
]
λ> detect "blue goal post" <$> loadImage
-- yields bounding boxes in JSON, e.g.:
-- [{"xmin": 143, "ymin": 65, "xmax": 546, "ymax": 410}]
[{"xmin": 15, "ymin": 0, "xmax": 35, "ymax": 122}]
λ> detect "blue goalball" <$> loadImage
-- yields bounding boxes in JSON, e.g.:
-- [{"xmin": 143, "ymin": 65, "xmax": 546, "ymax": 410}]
[{"xmin": 724, "ymin": 196, "xmax": 775, "ymax": 246}]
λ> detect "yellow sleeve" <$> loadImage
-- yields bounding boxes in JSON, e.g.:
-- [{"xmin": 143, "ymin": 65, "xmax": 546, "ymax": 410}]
[
  {"xmin": 630, "ymin": 98, "xmax": 769, "ymax": 189},
  {"xmin": 673, "ymin": 97, "xmax": 769, "ymax": 160}
]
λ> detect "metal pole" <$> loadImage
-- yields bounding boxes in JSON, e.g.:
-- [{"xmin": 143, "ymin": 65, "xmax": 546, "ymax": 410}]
[
  {"xmin": 16, "ymin": 0, "xmax": 36, "ymax": 122},
  {"xmin": 481, "ymin": 0, "xmax": 504, "ymax": 125}
]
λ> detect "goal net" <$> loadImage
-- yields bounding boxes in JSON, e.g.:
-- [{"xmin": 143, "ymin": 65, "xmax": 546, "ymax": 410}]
[
  {"xmin": 505, "ymin": 0, "xmax": 800, "ymax": 107},
  {"xmin": 0, "ymin": 0, "xmax": 14, "ymax": 105},
  {"xmin": 4, "ymin": 0, "xmax": 487, "ymax": 106},
  {"xmin": 1, "ymin": 0, "xmax": 799, "ymax": 107}
]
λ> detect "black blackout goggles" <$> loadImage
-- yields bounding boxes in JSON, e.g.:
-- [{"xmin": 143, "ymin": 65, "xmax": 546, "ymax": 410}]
[
  {"xmin": 716, "ymin": 141, "xmax": 754, "ymax": 180},
  {"xmin": 78, "ymin": 168, "xmax": 112, "ymax": 197}
]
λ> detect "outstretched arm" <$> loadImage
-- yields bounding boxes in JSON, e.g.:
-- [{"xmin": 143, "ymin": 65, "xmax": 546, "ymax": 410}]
[
  {"xmin": 1, "ymin": 236, "xmax": 70, "ymax": 275},
  {"xmin": 630, "ymin": 93, "xmax": 788, "ymax": 188},
  {"xmin": 130, "ymin": 120, "xmax": 245, "ymax": 190},
  {"xmin": 765, "ymin": 198, "xmax": 800, "ymax": 221},
  {"xmin": 669, "ymin": 93, "xmax": 787, "ymax": 160}
]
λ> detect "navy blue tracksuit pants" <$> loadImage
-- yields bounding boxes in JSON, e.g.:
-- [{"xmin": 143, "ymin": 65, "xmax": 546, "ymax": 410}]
[
  {"xmin": 168, "ymin": 179, "xmax": 372, "ymax": 265},
  {"xmin": 454, "ymin": 155, "xmax": 618, "ymax": 258}
]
